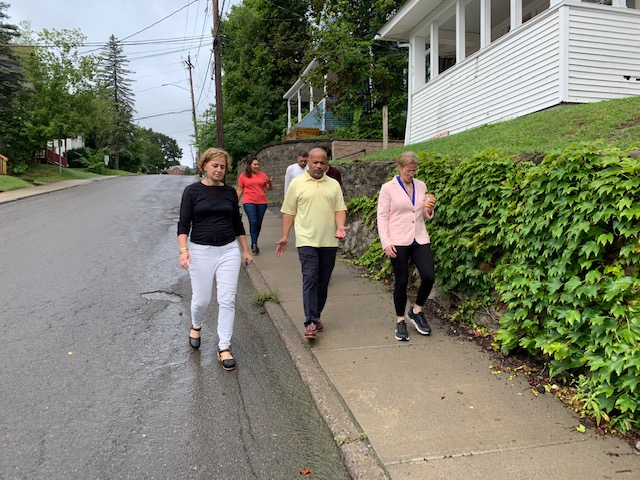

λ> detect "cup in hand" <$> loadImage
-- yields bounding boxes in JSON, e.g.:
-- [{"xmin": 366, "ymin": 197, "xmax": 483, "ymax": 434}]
[{"xmin": 424, "ymin": 192, "xmax": 436, "ymax": 207}]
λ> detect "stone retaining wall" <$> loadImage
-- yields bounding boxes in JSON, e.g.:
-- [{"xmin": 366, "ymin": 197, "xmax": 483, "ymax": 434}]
[{"xmin": 246, "ymin": 139, "xmax": 400, "ymax": 203}]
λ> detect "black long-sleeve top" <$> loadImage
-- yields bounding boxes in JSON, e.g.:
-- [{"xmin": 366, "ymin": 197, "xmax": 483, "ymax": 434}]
[{"xmin": 178, "ymin": 182, "xmax": 245, "ymax": 246}]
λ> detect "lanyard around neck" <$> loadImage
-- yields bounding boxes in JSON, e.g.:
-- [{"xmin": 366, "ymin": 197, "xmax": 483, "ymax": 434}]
[{"xmin": 396, "ymin": 176, "xmax": 415, "ymax": 205}]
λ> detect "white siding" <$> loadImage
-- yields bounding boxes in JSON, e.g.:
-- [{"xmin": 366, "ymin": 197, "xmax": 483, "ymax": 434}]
[
  {"xmin": 567, "ymin": 5, "xmax": 640, "ymax": 102},
  {"xmin": 408, "ymin": 8, "xmax": 562, "ymax": 143}
]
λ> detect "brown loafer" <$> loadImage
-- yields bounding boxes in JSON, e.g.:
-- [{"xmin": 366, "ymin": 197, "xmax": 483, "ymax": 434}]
[
  {"xmin": 189, "ymin": 327, "xmax": 201, "ymax": 349},
  {"xmin": 217, "ymin": 348, "xmax": 236, "ymax": 371}
]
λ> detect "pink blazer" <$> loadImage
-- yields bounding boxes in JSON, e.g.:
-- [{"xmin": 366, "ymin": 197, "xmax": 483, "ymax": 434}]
[{"xmin": 377, "ymin": 177, "xmax": 434, "ymax": 250}]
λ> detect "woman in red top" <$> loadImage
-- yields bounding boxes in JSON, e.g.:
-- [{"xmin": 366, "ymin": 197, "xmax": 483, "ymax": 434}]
[{"xmin": 237, "ymin": 158, "xmax": 272, "ymax": 254}]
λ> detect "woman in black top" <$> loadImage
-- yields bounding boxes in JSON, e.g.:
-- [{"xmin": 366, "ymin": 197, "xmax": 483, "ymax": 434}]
[{"xmin": 178, "ymin": 148, "xmax": 252, "ymax": 371}]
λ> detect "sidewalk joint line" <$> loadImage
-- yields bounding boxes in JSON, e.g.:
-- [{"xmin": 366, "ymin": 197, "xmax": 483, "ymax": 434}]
[{"xmin": 385, "ymin": 437, "xmax": 591, "ymax": 466}]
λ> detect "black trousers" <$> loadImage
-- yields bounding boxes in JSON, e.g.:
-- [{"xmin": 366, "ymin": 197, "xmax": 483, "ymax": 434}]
[
  {"xmin": 297, "ymin": 246, "xmax": 338, "ymax": 326},
  {"xmin": 390, "ymin": 243, "xmax": 435, "ymax": 317}
]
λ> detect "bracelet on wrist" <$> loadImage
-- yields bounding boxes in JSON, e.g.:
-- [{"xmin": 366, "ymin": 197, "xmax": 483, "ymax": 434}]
[{"xmin": 179, "ymin": 248, "xmax": 189, "ymax": 254}]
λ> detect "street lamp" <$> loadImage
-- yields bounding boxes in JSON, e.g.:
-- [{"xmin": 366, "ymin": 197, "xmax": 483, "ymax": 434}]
[{"xmin": 161, "ymin": 82, "xmax": 190, "ymax": 92}]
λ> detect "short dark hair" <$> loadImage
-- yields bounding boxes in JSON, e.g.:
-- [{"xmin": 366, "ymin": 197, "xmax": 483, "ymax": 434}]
[{"xmin": 297, "ymin": 150, "xmax": 308, "ymax": 158}]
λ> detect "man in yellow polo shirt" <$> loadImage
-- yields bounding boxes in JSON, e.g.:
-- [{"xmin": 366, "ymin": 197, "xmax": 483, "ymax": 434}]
[{"xmin": 276, "ymin": 147, "xmax": 349, "ymax": 340}]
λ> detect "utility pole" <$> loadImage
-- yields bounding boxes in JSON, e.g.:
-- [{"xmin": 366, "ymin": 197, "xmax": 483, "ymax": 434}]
[
  {"xmin": 185, "ymin": 55, "xmax": 199, "ymax": 162},
  {"xmin": 212, "ymin": 0, "xmax": 224, "ymax": 149},
  {"xmin": 382, "ymin": 105, "xmax": 389, "ymax": 151}
]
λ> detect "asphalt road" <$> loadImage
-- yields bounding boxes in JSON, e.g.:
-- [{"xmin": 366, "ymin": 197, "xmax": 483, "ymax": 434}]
[{"xmin": 0, "ymin": 175, "xmax": 350, "ymax": 479}]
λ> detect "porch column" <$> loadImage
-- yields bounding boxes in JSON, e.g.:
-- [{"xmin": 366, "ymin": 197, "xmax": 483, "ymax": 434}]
[
  {"xmin": 480, "ymin": 0, "xmax": 491, "ymax": 48},
  {"xmin": 322, "ymin": 75, "xmax": 328, "ymax": 132},
  {"xmin": 430, "ymin": 21, "xmax": 439, "ymax": 79},
  {"xmin": 456, "ymin": 0, "xmax": 466, "ymax": 63},
  {"xmin": 409, "ymin": 32, "xmax": 427, "ymax": 91},
  {"xmin": 287, "ymin": 99, "xmax": 292, "ymax": 130},
  {"xmin": 310, "ymin": 85, "xmax": 314, "ymax": 111},
  {"xmin": 297, "ymin": 89, "xmax": 302, "ymax": 122},
  {"xmin": 510, "ymin": 0, "xmax": 522, "ymax": 30}
]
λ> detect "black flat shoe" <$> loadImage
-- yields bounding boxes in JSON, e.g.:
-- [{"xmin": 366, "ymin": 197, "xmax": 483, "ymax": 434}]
[
  {"xmin": 189, "ymin": 327, "xmax": 201, "ymax": 349},
  {"xmin": 217, "ymin": 348, "xmax": 236, "ymax": 371}
]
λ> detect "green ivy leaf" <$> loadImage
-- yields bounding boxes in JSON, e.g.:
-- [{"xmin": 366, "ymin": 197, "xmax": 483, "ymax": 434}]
[
  {"xmin": 580, "ymin": 241, "xmax": 601, "ymax": 259},
  {"xmin": 565, "ymin": 276, "xmax": 582, "ymax": 292}
]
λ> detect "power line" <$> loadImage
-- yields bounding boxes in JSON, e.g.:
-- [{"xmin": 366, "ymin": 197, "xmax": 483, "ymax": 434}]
[
  {"xmin": 11, "ymin": 34, "xmax": 212, "ymax": 50},
  {"xmin": 127, "ymin": 43, "xmax": 212, "ymax": 62},
  {"xmin": 134, "ymin": 109, "xmax": 192, "ymax": 121},
  {"xmin": 121, "ymin": 0, "xmax": 202, "ymax": 42},
  {"xmin": 261, "ymin": 0, "xmax": 304, "ymax": 18},
  {"xmin": 182, "ymin": 0, "xmax": 191, "ymax": 56}
]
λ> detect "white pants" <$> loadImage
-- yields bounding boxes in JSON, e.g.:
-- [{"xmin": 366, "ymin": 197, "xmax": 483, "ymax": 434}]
[{"xmin": 189, "ymin": 241, "xmax": 241, "ymax": 350}]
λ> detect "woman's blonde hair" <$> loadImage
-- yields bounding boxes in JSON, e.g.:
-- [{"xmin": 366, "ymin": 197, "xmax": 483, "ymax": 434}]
[
  {"xmin": 398, "ymin": 151, "xmax": 419, "ymax": 168},
  {"xmin": 197, "ymin": 147, "xmax": 231, "ymax": 173}
]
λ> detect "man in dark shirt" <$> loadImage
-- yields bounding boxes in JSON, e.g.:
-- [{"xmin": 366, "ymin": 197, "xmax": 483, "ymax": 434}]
[{"xmin": 327, "ymin": 165, "xmax": 342, "ymax": 186}]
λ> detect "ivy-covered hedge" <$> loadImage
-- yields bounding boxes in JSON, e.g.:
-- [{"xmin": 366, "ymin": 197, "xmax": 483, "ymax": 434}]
[{"xmin": 349, "ymin": 143, "xmax": 640, "ymax": 433}]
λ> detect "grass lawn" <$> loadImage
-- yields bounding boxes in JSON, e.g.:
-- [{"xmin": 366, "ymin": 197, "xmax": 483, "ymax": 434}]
[
  {"xmin": 1, "ymin": 165, "xmax": 131, "ymax": 192},
  {"xmin": 364, "ymin": 95, "xmax": 640, "ymax": 161},
  {"xmin": 0, "ymin": 175, "xmax": 33, "ymax": 192}
]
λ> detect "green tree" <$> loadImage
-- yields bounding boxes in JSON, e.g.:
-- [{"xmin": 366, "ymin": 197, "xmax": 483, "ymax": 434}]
[
  {"xmin": 308, "ymin": 0, "xmax": 408, "ymax": 139},
  {"xmin": 18, "ymin": 27, "xmax": 98, "ymax": 162},
  {"xmin": 97, "ymin": 34, "xmax": 135, "ymax": 170},
  {"xmin": 0, "ymin": 2, "xmax": 23, "ymax": 155},
  {"xmin": 83, "ymin": 89, "xmax": 119, "ymax": 151},
  {"xmin": 138, "ymin": 127, "xmax": 182, "ymax": 168},
  {"xmin": 204, "ymin": 0, "xmax": 311, "ymax": 163}
]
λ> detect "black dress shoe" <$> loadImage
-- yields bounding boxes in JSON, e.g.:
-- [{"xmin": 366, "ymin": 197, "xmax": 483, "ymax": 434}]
[{"xmin": 189, "ymin": 327, "xmax": 201, "ymax": 349}]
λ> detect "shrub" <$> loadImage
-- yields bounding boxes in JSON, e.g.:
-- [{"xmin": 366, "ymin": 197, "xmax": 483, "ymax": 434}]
[
  {"xmin": 67, "ymin": 147, "xmax": 93, "ymax": 168},
  {"xmin": 350, "ymin": 143, "xmax": 640, "ymax": 433}
]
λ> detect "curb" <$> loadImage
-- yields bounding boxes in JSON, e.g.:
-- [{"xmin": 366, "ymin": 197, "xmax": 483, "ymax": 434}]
[
  {"xmin": 243, "ymin": 264, "xmax": 390, "ymax": 480},
  {"xmin": 0, "ymin": 176, "xmax": 121, "ymax": 204}
]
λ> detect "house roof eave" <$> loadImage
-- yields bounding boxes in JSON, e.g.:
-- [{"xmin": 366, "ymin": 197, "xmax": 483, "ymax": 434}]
[
  {"xmin": 377, "ymin": 0, "xmax": 446, "ymax": 42},
  {"xmin": 283, "ymin": 58, "xmax": 319, "ymax": 100}
]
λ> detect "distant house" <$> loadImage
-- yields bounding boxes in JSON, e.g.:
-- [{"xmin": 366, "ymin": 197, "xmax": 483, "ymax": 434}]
[
  {"xmin": 377, "ymin": 0, "xmax": 640, "ymax": 145},
  {"xmin": 36, "ymin": 136, "xmax": 85, "ymax": 168},
  {"xmin": 0, "ymin": 153, "xmax": 8, "ymax": 175},
  {"xmin": 283, "ymin": 59, "xmax": 349, "ymax": 140},
  {"xmin": 166, "ymin": 166, "xmax": 185, "ymax": 175}
]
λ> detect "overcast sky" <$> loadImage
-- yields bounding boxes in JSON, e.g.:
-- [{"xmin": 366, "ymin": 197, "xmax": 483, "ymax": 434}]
[{"xmin": 8, "ymin": 0, "xmax": 240, "ymax": 167}]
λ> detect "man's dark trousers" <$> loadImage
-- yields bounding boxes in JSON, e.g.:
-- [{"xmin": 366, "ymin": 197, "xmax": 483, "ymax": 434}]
[{"xmin": 297, "ymin": 246, "xmax": 337, "ymax": 326}]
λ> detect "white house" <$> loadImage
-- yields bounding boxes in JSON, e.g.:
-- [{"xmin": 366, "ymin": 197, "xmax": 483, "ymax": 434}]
[{"xmin": 376, "ymin": 0, "xmax": 640, "ymax": 145}]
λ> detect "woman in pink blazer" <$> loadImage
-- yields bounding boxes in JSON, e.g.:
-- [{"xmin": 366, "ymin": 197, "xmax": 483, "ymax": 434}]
[{"xmin": 377, "ymin": 151, "xmax": 436, "ymax": 342}]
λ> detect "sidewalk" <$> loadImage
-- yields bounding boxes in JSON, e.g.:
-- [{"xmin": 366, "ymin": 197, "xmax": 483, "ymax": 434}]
[
  {"xmin": 245, "ymin": 209, "xmax": 638, "ymax": 479},
  {"xmin": 0, "ymin": 177, "xmax": 115, "ymax": 204}
]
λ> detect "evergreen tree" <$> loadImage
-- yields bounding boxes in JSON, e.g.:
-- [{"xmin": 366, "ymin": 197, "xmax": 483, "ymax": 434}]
[
  {"xmin": 0, "ymin": 2, "xmax": 24, "ymax": 153},
  {"xmin": 97, "ymin": 34, "xmax": 135, "ymax": 170}
]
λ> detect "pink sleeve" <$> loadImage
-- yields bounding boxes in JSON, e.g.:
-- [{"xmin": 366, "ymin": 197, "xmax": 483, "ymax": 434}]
[{"xmin": 377, "ymin": 184, "xmax": 392, "ymax": 250}]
